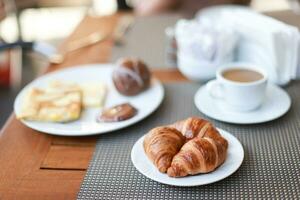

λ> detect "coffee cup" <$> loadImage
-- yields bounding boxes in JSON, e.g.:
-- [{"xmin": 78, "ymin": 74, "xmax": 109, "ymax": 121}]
[{"xmin": 206, "ymin": 63, "xmax": 268, "ymax": 112}]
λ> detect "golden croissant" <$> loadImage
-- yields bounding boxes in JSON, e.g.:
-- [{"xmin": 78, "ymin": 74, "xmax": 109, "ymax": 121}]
[
  {"xmin": 143, "ymin": 117, "xmax": 228, "ymax": 177},
  {"xmin": 143, "ymin": 127, "xmax": 185, "ymax": 173}
]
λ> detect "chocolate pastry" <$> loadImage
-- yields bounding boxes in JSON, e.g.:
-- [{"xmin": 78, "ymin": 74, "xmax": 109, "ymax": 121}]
[
  {"xmin": 112, "ymin": 58, "xmax": 151, "ymax": 96},
  {"xmin": 97, "ymin": 103, "xmax": 137, "ymax": 122}
]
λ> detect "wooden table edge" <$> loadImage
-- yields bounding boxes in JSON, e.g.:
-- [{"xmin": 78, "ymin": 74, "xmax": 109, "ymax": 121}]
[{"xmin": 0, "ymin": 12, "xmax": 187, "ymax": 200}]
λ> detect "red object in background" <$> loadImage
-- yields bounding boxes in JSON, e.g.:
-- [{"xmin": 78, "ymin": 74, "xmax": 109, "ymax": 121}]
[{"xmin": 0, "ymin": 51, "xmax": 10, "ymax": 87}]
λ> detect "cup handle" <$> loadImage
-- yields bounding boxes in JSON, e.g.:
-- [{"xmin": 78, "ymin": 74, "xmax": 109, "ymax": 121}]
[{"xmin": 206, "ymin": 80, "xmax": 224, "ymax": 99}]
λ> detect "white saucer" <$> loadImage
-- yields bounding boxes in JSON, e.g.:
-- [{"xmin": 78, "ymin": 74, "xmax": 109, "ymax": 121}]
[
  {"xmin": 131, "ymin": 128, "xmax": 244, "ymax": 187},
  {"xmin": 194, "ymin": 84, "xmax": 291, "ymax": 124}
]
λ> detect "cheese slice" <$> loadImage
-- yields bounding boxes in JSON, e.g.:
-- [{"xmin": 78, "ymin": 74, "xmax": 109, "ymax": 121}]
[
  {"xmin": 47, "ymin": 80, "xmax": 107, "ymax": 108},
  {"xmin": 80, "ymin": 82, "xmax": 107, "ymax": 107},
  {"xmin": 17, "ymin": 88, "xmax": 82, "ymax": 122}
]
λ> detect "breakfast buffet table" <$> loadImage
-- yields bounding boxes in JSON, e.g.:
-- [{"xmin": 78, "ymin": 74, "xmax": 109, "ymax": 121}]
[{"xmin": 0, "ymin": 10, "xmax": 300, "ymax": 200}]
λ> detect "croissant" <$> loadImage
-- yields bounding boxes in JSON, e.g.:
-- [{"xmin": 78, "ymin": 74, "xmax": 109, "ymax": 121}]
[
  {"xmin": 169, "ymin": 117, "xmax": 210, "ymax": 140},
  {"xmin": 143, "ymin": 127, "xmax": 185, "ymax": 173},
  {"xmin": 143, "ymin": 117, "xmax": 228, "ymax": 177}
]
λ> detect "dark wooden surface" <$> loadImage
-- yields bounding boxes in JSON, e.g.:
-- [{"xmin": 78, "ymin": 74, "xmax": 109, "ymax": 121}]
[{"xmin": 0, "ymin": 13, "xmax": 187, "ymax": 200}]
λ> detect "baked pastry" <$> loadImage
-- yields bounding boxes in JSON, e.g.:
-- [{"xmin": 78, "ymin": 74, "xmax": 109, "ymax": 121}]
[
  {"xmin": 143, "ymin": 127, "xmax": 185, "ymax": 173},
  {"xmin": 167, "ymin": 120, "xmax": 228, "ymax": 177},
  {"xmin": 143, "ymin": 117, "xmax": 228, "ymax": 177},
  {"xmin": 169, "ymin": 117, "xmax": 209, "ymax": 140},
  {"xmin": 17, "ymin": 80, "xmax": 108, "ymax": 123},
  {"xmin": 97, "ymin": 103, "xmax": 137, "ymax": 122},
  {"xmin": 17, "ymin": 88, "xmax": 82, "ymax": 122},
  {"xmin": 112, "ymin": 58, "xmax": 151, "ymax": 96}
]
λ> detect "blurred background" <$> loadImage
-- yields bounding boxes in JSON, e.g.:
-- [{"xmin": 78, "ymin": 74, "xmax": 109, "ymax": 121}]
[{"xmin": 0, "ymin": 0, "xmax": 298, "ymax": 127}]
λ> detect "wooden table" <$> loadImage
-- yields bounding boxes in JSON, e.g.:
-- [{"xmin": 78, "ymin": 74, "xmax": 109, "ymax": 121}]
[
  {"xmin": 0, "ymin": 10, "xmax": 299, "ymax": 200},
  {"xmin": 0, "ymin": 13, "xmax": 187, "ymax": 200}
]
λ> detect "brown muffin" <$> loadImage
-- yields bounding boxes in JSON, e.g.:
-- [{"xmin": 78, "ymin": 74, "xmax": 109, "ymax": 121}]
[{"xmin": 112, "ymin": 58, "xmax": 151, "ymax": 96}]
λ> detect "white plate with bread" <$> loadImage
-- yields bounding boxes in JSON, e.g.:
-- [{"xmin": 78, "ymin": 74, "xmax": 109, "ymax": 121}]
[
  {"xmin": 131, "ymin": 117, "xmax": 244, "ymax": 186},
  {"xmin": 14, "ymin": 60, "xmax": 164, "ymax": 136}
]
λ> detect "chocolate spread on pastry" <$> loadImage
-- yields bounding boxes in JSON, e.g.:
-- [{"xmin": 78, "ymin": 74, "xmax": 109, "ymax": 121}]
[
  {"xmin": 97, "ymin": 103, "xmax": 137, "ymax": 122},
  {"xmin": 112, "ymin": 58, "xmax": 151, "ymax": 96}
]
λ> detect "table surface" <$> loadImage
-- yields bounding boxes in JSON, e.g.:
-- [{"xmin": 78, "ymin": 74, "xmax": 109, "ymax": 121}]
[{"xmin": 0, "ymin": 10, "xmax": 299, "ymax": 200}]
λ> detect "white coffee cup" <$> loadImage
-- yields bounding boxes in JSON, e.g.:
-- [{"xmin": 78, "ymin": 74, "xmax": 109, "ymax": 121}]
[{"xmin": 206, "ymin": 63, "xmax": 268, "ymax": 112}]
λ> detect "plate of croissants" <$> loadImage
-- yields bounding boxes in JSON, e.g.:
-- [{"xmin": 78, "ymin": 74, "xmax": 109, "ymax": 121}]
[{"xmin": 131, "ymin": 117, "xmax": 244, "ymax": 186}]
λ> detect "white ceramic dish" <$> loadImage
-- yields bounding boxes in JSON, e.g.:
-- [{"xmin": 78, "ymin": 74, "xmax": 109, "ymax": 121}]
[
  {"xmin": 177, "ymin": 52, "xmax": 219, "ymax": 82},
  {"xmin": 194, "ymin": 83, "xmax": 291, "ymax": 124},
  {"xmin": 131, "ymin": 128, "xmax": 244, "ymax": 187},
  {"xmin": 14, "ymin": 64, "xmax": 164, "ymax": 136}
]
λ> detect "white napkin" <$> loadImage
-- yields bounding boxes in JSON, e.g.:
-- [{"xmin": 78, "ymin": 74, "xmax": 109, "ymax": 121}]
[
  {"xmin": 175, "ymin": 17, "xmax": 238, "ymax": 68},
  {"xmin": 197, "ymin": 6, "xmax": 300, "ymax": 85}
]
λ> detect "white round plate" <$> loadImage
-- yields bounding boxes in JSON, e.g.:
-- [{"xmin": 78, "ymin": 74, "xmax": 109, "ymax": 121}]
[
  {"xmin": 131, "ymin": 128, "xmax": 244, "ymax": 187},
  {"xmin": 14, "ymin": 64, "xmax": 164, "ymax": 136},
  {"xmin": 194, "ymin": 84, "xmax": 291, "ymax": 124}
]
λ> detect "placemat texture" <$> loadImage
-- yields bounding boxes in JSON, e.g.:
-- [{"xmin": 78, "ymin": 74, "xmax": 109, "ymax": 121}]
[
  {"xmin": 78, "ymin": 82, "xmax": 300, "ymax": 199},
  {"xmin": 110, "ymin": 15, "xmax": 181, "ymax": 68}
]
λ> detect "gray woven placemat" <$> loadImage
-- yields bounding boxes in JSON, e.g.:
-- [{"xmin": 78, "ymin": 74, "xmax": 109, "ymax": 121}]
[
  {"xmin": 110, "ymin": 15, "xmax": 180, "ymax": 68},
  {"xmin": 78, "ymin": 82, "xmax": 300, "ymax": 199}
]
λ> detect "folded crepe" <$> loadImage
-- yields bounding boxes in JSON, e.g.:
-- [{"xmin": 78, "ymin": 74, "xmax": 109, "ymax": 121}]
[
  {"xmin": 17, "ymin": 80, "xmax": 107, "ymax": 123},
  {"xmin": 17, "ymin": 88, "xmax": 82, "ymax": 122}
]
